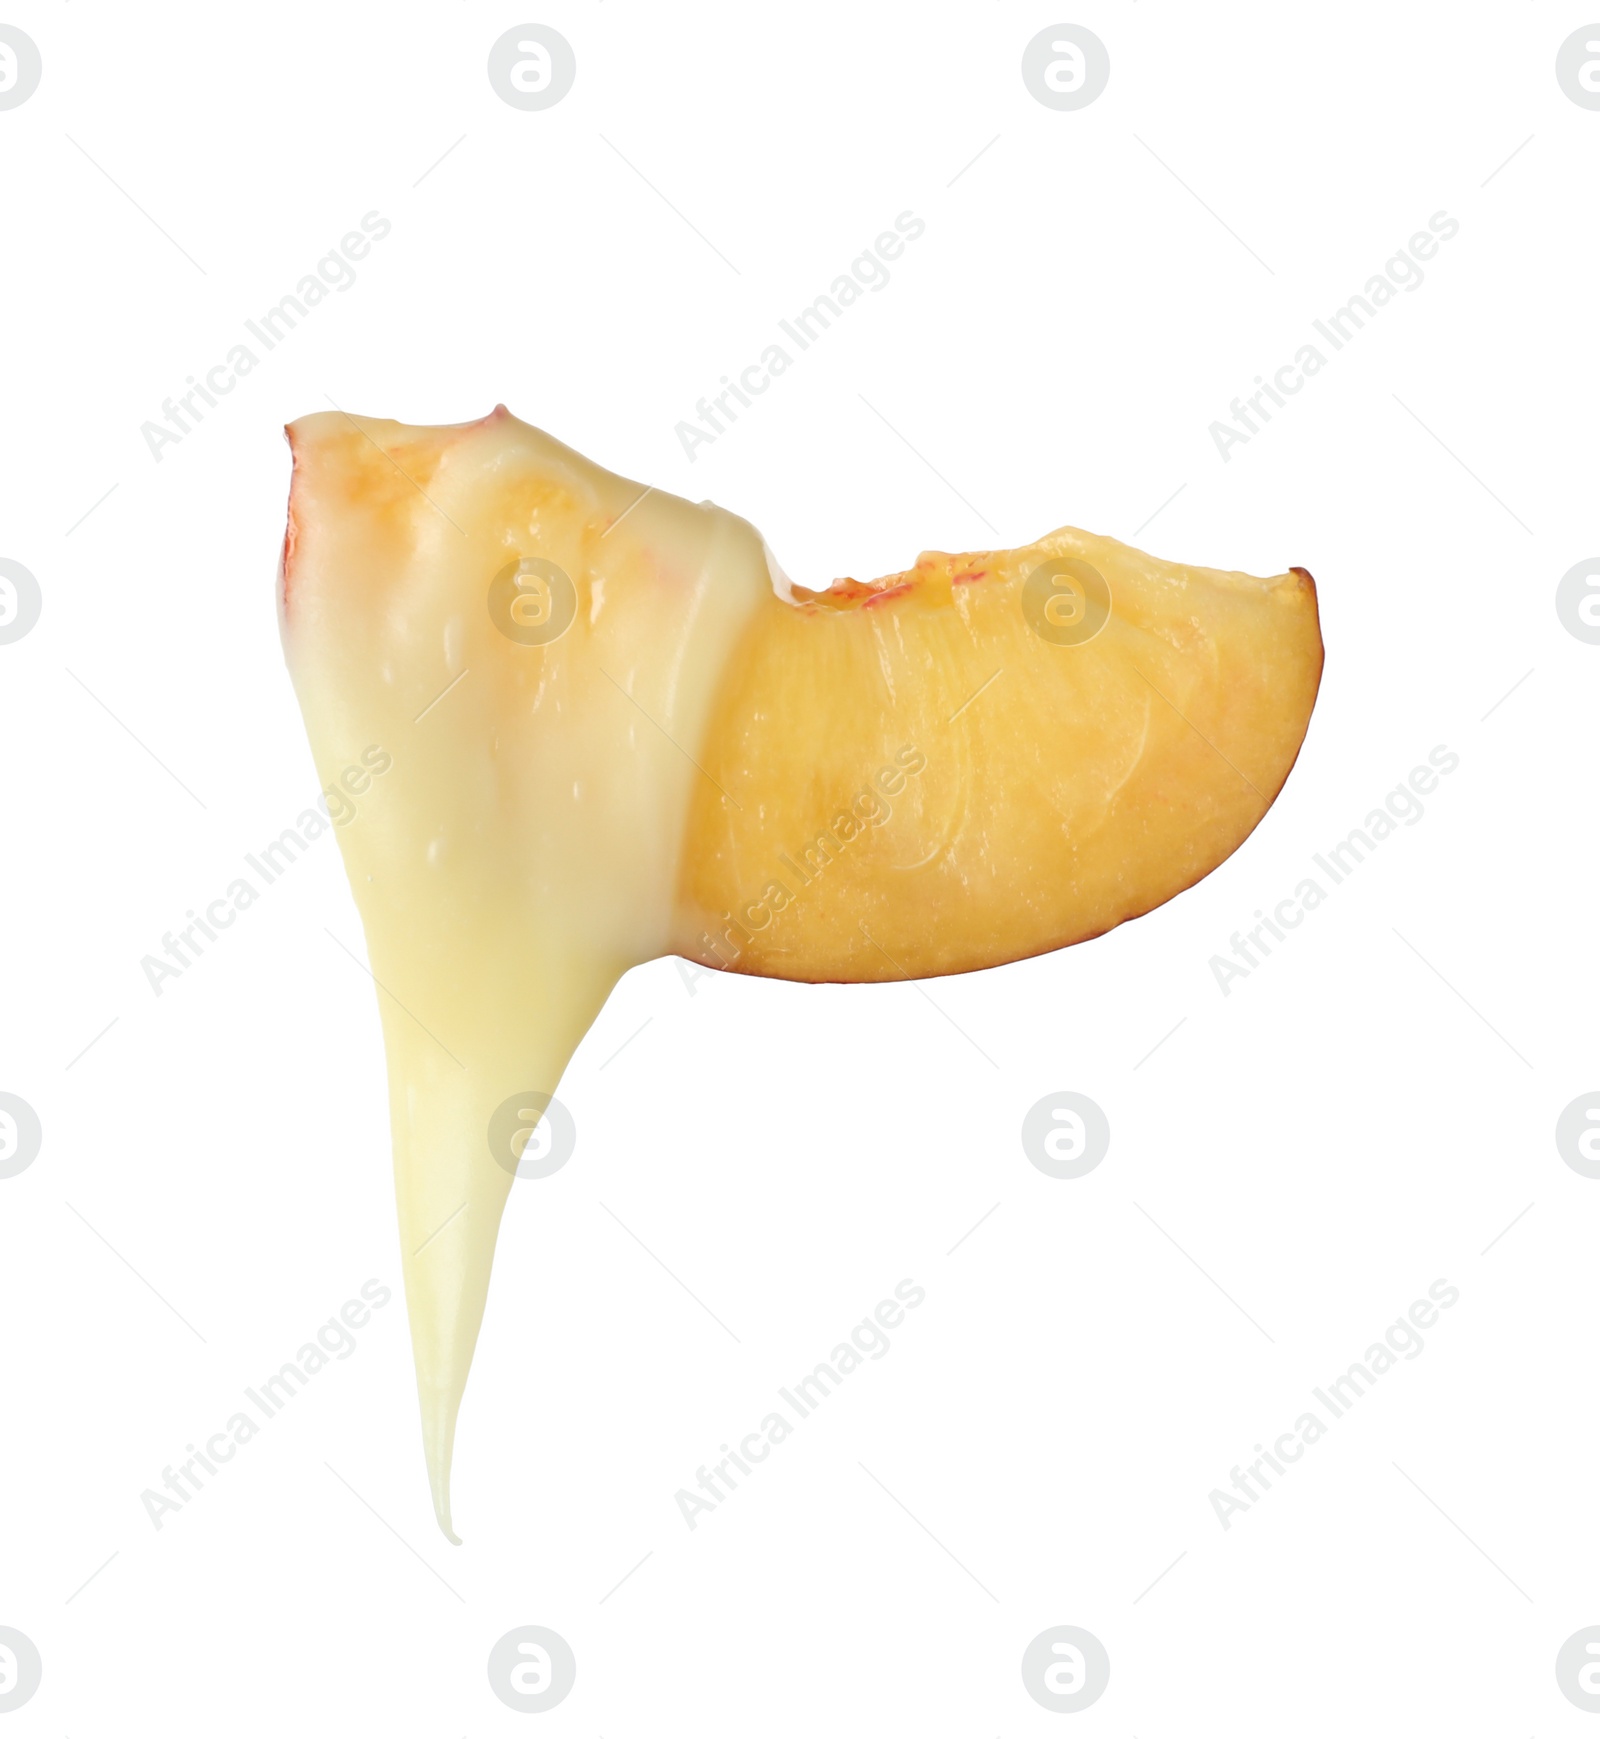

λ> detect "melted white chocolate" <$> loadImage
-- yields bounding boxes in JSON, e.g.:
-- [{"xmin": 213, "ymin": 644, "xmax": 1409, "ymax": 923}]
[{"xmin": 281, "ymin": 409, "xmax": 772, "ymax": 1539}]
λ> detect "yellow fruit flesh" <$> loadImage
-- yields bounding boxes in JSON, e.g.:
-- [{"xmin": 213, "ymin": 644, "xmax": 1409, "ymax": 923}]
[
  {"xmin": 675, "ymin": 538, "xmax": 1321, "ymax": 980},
  {"xmin": 279, "ymin": 407, "xmax": 1321, "ymax": 1539}
]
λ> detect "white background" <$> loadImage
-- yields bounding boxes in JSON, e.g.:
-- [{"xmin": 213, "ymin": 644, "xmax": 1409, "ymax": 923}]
[{"xmin": 2, "ymin": 3, "xmax": 1597, "ymax": 1732}]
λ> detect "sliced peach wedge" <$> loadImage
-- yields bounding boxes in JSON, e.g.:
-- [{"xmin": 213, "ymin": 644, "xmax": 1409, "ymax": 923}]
[{"xmin": 279, "ymin": 405, "xmax": 1322, "ymax": 1539}]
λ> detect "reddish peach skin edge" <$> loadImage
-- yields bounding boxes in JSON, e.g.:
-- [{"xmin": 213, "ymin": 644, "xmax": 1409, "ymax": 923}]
[
  {"xmin": 276, "ymin": 432, "xmax": 301, "ymax": 625},
  {"xmin": 278, "ymin": 405, "xmax": 521, "ymax": 625}
]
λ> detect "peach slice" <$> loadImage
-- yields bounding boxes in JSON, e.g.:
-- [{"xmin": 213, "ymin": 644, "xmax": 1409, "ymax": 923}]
[
  {"xmin": 678, "ymin": 538, "xmax": 1321, "ymax": 981},
  {"xmin": 279, "ymin": 407, "xmax": 1321, "ymax": 1539}
]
